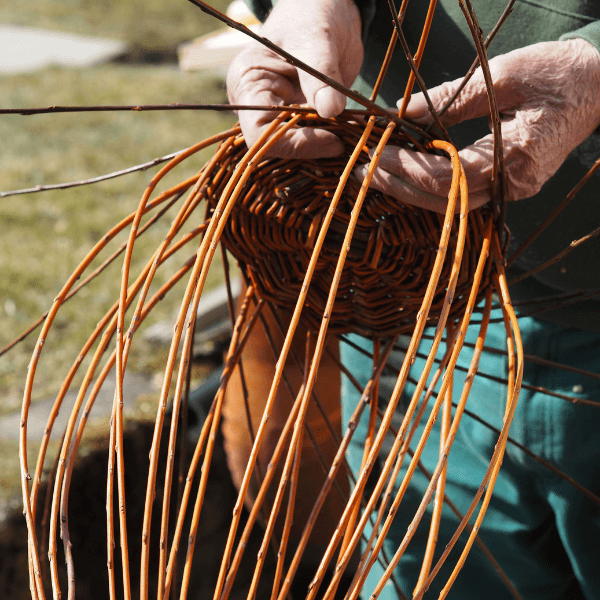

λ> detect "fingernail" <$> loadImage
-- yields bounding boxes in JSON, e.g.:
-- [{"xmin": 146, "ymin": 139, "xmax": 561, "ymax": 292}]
[
  {"xmin": 354, "ymin": 164, "xmax": 367, "ymax": 180},
  {"xmin": 315, "ymin": 87, "xmax": 346, "ymax": 119}
]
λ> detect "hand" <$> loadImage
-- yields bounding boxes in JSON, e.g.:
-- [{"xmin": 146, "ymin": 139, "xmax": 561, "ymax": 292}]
[
  {"xmin": 226, "ymin": 0, "xmax": 363, "ymax": 159},
  {"xmin": 358, "ymin": 39, "xmax": 600, "ymax": 213}
]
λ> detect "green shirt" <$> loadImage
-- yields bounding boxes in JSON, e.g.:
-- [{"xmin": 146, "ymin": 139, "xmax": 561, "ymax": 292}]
[{"xmin": 244, "ymin": 0, "xmax": 600, "ymax": 329}]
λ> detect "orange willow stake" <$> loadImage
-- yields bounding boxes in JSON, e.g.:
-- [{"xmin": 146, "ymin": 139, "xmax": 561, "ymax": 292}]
[
  {"xmin": 247, "ymin": 117, "xmax": 397, "ymax": 600},
  {"xmin": 358, "ymin": 238, "xmax": 496, "ymax": 600},
  {"xmin": 31, "ymin": 186, "xmax": 211, "ymax": 519},
  {"xmin": 301, "ymin": 139, "xmax": 466, "ymax": 600},
  {"xmin": 115, "ymin": 135, "xmax": 243, "ymax": 600},
  {"xmin": 212, "ymin": 113, "xmax": 376, "ymax": 600},
  {"xmin": 397, "ymin": 0, "xmax": 438, "ymax": 119},
  {"xmin": 137, "ymin": 112, "xmax": 301, "ymax": 600},
  {"xmin": 120, "ymin": 138, "xmax": 241, "ymax": 600},
  {"xmin": 39, "ymin": 241, "xmax": 201, "ymax": 599},
  {"xmin": 369, "ymin": 0, "xmax": 410, "ymax": 102},
  {"xmin": 414, "ymin": 319, "xmax": 453, "ymax": 593},
  {"xmin": 50, "ymin": 142, "xmax": 235, "ymax": 600},
  {"xmin": 19, "ymin": 129, "xmax": 236, "ymax": 600},
  {"xmin": 413, "ymin": 232, "xmax": 524, "ymax": 600},
  {"xmin": 321, "ymin": 143, "xmax": 470, "ymax": 600}
]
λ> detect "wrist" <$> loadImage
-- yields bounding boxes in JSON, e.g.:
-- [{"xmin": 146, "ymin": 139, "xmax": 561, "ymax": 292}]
[
  {"xmin": 560, "ymin": 21, "xmax": 600, "ymax": 64},
  {"xmin": 569, "ymin": 38, "xmax": 600, "ymax": 129}
]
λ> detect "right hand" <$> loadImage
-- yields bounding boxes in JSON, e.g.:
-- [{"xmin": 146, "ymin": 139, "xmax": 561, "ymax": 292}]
[
  {"xmin": 356, "ymin": 39, "xmax": 600, "ymax": 213},
  {"xmin": 226, "ymin": 0, "xmax": 364, "ymax": 159}
]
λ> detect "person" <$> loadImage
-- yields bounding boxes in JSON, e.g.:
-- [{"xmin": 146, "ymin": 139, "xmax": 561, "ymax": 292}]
[{"xmin": 222, "ymin": 1, "xmax": 600, "ymax": 598}]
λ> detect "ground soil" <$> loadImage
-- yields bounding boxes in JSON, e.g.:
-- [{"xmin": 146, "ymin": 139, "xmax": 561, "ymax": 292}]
[{"xmin": 0, "ymin": 420, "xmax": 275, "ymax": 600}]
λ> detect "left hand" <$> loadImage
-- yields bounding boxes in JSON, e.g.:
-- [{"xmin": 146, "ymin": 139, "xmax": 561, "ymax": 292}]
[{"xmin": 356, "ymin": 39, "xmax": 600, "ymax": 213}]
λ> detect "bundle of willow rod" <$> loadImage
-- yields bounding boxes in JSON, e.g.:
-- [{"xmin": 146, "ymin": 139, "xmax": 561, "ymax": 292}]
[{"xmin": 19, "ymin": 105, "xmax": 523, "ymax": 600}]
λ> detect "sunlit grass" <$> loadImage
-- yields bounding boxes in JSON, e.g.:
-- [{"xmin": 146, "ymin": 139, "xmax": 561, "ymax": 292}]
[
  {"xmin": 1, "ymin": 0, "xmax": 232, "ymax": 50},
  {"xmin": 1, "ymin": 65, "xmax": 237, "ymax": 414}
]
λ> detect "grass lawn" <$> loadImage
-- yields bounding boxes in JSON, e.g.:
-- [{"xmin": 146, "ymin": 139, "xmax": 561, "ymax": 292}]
[
  {"xmin": 0, "ymin": 2, "xmax": 242, "ymax": 509},
  {"xmin": 1, "ymin": 63, "xmax": 237, "ymax": 416},
  {"xmin": 1, "ymin": 0, "xmax": 232, "ymax": 50}
]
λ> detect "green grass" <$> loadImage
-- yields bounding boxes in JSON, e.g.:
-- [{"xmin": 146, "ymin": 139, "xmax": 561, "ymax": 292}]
[
  {"xmin": 0, "ymin": 65, "xmax": 237, "ymax": 415},
  {"xmin": 1, "ymin": 0, "xmax": 232, "ymax": 49}
]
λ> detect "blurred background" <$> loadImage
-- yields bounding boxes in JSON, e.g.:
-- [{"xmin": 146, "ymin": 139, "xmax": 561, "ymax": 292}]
[{"xmin": 0, "ymin": 3, "xmax": 258, "ymax": 596}]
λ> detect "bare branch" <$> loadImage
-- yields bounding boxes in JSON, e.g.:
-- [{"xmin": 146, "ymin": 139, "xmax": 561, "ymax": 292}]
[
  {"xmin": 0, "ymin": 149, "xmax": 188, "ymax": 198},
  {"xmin": 185, "ymin": 0, "xmax": 427, "ymax": 136},
  {"xmin": 0, "ymin": 103, "xmax": 372, "ymax": 116}
]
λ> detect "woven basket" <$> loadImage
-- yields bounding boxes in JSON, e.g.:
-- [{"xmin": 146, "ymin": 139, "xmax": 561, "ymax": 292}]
[{"xmin": 207, "ymin": 115, "xmax": 491, "ymax": 337}]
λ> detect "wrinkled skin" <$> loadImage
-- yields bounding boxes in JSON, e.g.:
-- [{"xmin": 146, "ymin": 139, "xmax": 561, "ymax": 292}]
[
  {"xmin": 227, "ymin": 0, "xmax": 600, "ymax": 211},
  {"xmin": 226, "ymin": 0, "xmax": 363, "ymax": 158},
  {"xmin": 362, "ymin": 39, "xmax": 600, "ymax": 212}
]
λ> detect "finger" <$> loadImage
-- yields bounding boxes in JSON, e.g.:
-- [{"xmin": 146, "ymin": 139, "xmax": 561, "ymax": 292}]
[
  {"xmin": 356, "ymin": 155, "xmax": 490, "ymax": 214},
  {"xmin": 458, "ymin": 131, "xmax": 535, "ymax": 201},
  {"xmin": 400, "ymin": 54, "xmax": 520, "ymax": 127},
  {"xmin": 230, "ymin": 60, "xmax": 344, "ymax": 158},
  {"xmin": 239, "ymin": 107, "xmax": 344, "ymax": 159},
  {"xmin": 401, "ymin": 73, "xmax": 493, "ymax": 127},
  {"xmin": 298, "ymin": 63, "xmax": 347, "ymax": 119},
  {"xmin": 374, "ymin": 132, "xmax": 533, "ymax": 206},
  {"xmin": 289, "ymin": 39, "xmax": 349, "ymax": 119},
  {"xmin": 354, "ymin": 164, "xmax": 451, "ymax": 213},
  {"xmin": 356, "ymin": 163, "xmax": 489, "ymax": 213},
  {"xmin": 373, "ymin": 145, "xmax": 493, "ymax": 197},
  {"xmin": 282, "ymin": 0, "xmax": 362, "ymax": 119}
]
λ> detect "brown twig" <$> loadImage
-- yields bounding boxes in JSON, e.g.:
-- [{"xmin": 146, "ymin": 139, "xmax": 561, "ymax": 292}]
[
  {"xmin": 0, "ymin": 186, "xmax": 192, "ymax": 358},
  {"xmin": 0, "ymin": 149, "xmax": 192, "ymax": 198},
  {"xmin": 185, "ymin": 0, "xmax": 427, "ymax": 136},
  {"xmin": 397, "ymin": 0, "xmax": 439, "ymax": 118},
  {"xmin": 508, "ymin": 225, "xmax": 600, "ymax": 286},
  {"xmin": 507, "ymin": 157, "xmax": 600, "ymax": 268},
  {"xmin": 436, "ymin": 0, "xmax": 517, "ymax": 120},
  {"xmin": 0, "ymin": 103, "xmax": 375, "ymax": 116},
  {"xmin": 386, "ymin": 0, "xmax": 451, "ymax": 142},
  {"xmin": 458, "ymin": 0, "xmax": 507, "ymax": 231}
]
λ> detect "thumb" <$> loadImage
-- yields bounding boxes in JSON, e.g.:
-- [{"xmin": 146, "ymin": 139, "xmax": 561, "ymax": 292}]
[
  {"xmin": 401, "ymin": 66, "xmax": 496, "ymax": 127},
  {"xmin": 294, "ymin": 42, "xmax": 348, "ymax": 119}
]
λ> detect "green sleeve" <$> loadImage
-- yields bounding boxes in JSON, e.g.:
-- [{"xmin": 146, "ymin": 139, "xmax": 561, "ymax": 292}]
[
  {"xmin": 243, "ymin": 0, "xmax": 376, "ymax": 41},
  {"xmin": 354, "ymin": 0, "xmax": 377, "ymax": 41},
  {"xmin": 560, "ymin": 21, "xmax": 600, "ymax": 56}
]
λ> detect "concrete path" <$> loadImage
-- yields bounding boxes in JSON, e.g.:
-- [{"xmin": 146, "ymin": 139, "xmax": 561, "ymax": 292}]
[
  {"xmin": 0, "ymin": 24, "xmax": 127, "ymax": 74},
  {"xmin": 0, "ymin": 371, "xmax": 155, "ymax": 441}
]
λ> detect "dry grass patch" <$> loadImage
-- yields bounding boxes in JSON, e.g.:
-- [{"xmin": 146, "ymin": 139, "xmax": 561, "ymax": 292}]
[{"xmin": 1, "ymin": 65, "xmax": 236, "ymax": 413}]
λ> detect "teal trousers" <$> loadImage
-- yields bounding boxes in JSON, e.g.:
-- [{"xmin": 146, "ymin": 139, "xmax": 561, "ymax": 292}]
[{"xmin": 341, "ymin": 315, "xmax": 600, "ymax": 600}]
